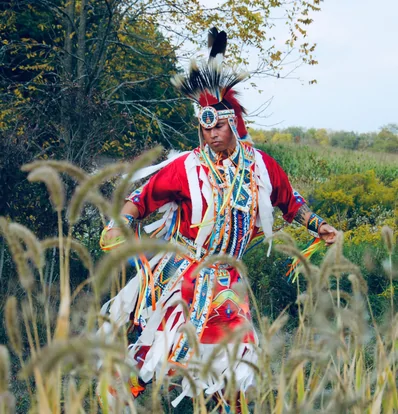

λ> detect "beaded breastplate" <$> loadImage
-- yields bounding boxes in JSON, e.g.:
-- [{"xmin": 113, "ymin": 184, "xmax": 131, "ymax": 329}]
[{"xmin": 197, "ymin": 143, "xmax": 258, "ymax": 260}]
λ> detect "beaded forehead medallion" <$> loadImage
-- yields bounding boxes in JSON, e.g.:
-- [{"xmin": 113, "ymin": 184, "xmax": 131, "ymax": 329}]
[{"xmin": 198, "ymin": 106, "xmax": 235, "ymax": 129}]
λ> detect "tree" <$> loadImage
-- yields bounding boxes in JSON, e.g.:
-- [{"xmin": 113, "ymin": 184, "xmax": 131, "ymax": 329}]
[
  {"xmin": 314, "ymin": 128, "xmax": 329, "ymax": 146},
  {"xmin": 249, "ymin": 128, "xmax": 275, "ymax": 143},
  {"xmin": 0, "ymin": 0, "xmax": 325, "ymax": 229},
  {"xmin": 374, "ymin": 125, "xmax": 398, "ymax": 153},
  {"xmin": 283, "ymin": 126, "xmax": 305, "ymax": 143},
  {"xmin": 271, "ymin": 132, "xmax": 293, "ymax": 144},
  {"xmin": 329, "ymin": 130, "xmax": 359, "ymax": 150}
]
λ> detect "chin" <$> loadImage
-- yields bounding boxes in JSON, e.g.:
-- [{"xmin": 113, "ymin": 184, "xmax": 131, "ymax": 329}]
[{"xmin": 211, "ymin": 145, "xmax": 226, "ymax": 153}]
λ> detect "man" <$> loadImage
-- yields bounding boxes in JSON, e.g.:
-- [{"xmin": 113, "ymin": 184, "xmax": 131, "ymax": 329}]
[{"xmin": 99, "ymin": 58, "xmax": 338, "ymax": 408}]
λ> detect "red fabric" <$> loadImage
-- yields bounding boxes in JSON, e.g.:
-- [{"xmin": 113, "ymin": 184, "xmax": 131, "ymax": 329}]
[
  {"xmin": 223, "ymin": 90, "xmax": 247, "ymax": 138},
  {"xmin": 130, "ymin": 147, "xmax": 305, "ymax": 235},
  {"xmin": 182, "ymin": 264, "xmax": 255, "ymax": 343},
  {"xmin": 198, "ymin": 91, "xmax": 219, "ymax": 107}
]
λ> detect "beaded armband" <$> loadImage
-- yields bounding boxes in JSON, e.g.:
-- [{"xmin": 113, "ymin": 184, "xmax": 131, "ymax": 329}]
[{"xmin": 307, "ymin": 213, "xmax": 326, "ymax": 238}]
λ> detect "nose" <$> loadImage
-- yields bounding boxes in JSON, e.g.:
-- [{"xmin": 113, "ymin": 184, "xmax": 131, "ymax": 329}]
[{"xmin": 210, "ymin": 128, "xmax": 217, "ymax": 138}]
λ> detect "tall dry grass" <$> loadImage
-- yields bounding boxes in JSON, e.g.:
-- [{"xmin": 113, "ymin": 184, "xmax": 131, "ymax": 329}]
[{"xmin": 0, "ymin": 153, "xmax": 396, "ymax": 413}]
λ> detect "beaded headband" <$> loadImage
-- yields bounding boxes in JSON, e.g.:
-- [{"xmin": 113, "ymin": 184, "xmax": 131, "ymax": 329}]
[{"xmin": 198, "ymin": 106, "xmax": 235, "ymax": 129}]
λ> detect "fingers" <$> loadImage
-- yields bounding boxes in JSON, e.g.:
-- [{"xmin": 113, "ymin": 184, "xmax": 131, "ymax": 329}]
[
  {"xmin": 318, "ymin": 224, "xmax": 339, "ymax": 246},
  {"xmin": 321, "ymin": 229, "xmax": 338, "ymax": 246},
  {"xmin": 100, "ymin": 227, "xmax": 125, "ymax": 251}
]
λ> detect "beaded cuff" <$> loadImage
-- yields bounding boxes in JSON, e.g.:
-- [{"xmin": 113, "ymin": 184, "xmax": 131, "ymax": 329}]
[{"xmin": 307, "ymin": 213, "xmax": 326, "ymax": 238}]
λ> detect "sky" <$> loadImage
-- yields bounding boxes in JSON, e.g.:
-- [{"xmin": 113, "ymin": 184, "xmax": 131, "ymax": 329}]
[{"xmin": 242, "ymin": 0, "xmax": 398, "ymax": 133}]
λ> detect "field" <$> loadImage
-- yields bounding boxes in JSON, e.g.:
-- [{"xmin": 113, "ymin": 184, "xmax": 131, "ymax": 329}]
[{"xmin": 0, "ymin": 143, "xmax": 397, "ymax": 413}]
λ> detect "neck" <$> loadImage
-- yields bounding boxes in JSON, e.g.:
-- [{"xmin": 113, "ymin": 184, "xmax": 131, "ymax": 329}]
[
  {"xmin": 208, "ymin": 142, "xmax": 239, "ymax": 163},
  {"xmin": 220, "ymin": 146, "xmax": 236, "ymax": 159}
]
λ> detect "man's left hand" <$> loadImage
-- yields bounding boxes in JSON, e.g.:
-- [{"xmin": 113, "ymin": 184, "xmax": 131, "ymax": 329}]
[{"xmin": 318, "ymin": 223, "xmax": 339, "ymax": 246}]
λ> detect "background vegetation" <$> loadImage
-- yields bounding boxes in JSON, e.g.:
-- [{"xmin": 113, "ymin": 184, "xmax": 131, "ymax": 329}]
[{"xmin": 250, "ymin": 124, "xmax": 398, "ymax": 153}]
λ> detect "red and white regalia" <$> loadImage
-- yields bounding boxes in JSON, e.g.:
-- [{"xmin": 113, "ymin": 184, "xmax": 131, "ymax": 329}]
[{"xmin": 99, "ymin": 141, "xmax": 305, "ymax": 406}]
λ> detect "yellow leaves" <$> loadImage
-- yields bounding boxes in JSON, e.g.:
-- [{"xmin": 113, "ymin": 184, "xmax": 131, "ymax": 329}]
[
  {"xmin": 14, "ymin": 89, "xmax": 23, "ymax": 99},
  {"xmin": 345, "ymin": 223, "xmax": 389, "ymax": 246},
  {"xmin": 37, "ymin": 23, "xmax": 45, "ymax": 31},
  {"xmin": 270, "ymin": 50, "xmax": 282, "ymax": 61},
  {"xmin": 19, "ymin": 63, "xmax": 54, "ymax": 71},
  {"xmin": 298, "ymin": 18, "xmax": 313, "ymax": 25},
  {"xmin": 272, "ymin": 132, "xmax": 293, "ymax": 143}
]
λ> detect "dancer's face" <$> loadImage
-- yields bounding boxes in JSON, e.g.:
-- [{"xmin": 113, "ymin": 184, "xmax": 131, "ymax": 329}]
[{"xmin": 202, "ymin": 118, "xmax": 237, "ymax": 155}]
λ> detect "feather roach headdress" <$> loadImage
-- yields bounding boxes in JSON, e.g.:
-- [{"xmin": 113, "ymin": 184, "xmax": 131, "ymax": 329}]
[{"xmin": 171, "ymin": 28, "xmax": 252, "ymax": 145}]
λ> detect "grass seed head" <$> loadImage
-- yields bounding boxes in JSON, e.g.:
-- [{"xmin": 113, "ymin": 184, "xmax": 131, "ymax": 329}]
[
  {"xmin": 5, "ymin": 296, "xmax": 22, "ymax": 356},
  {"xmin": 9, "ymin": 223, "xmax": 44, "ymax": 270},
  {"xmin": 381, "ymin": 225, "xmax": 394, "ymax": 255},
  {"xmin": 0, "ymin": 345, "xmax": 10, "ymax": 393},
  {"xmin": 27, "ymin": 166, "xmax": 65, "ymax": 212},
  {"xmin": 22, "ymin": 160, "xmax": 87, "ymax": 182},
  {"xmin": 112, "ymin": 146, "xmax": 162, "ymax": 218},
  {"xmin": 68, "ymin": 162, "xmax": 131, "ymax": 225}
]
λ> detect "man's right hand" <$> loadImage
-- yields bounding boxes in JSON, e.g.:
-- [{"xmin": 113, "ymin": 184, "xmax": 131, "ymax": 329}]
[{"xmin": 100, "ymin": 227, "xmax": 125, "ymax": 251}]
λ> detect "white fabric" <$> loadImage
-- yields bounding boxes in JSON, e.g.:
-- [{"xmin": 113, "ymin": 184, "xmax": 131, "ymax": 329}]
[
  {"xmin": 171, "ymin": 343, "xmax": 258, "ymax": 407},
  {"xmin": 184, "ymin": 152, "xmax": 202, "ymax": 225},
  {"xmin": 98, "ymin": 252, "xmax": 164, "ymax": 338},
  {"xmin": 254, "ymin": 149, "xmax": 274, "ymax": 256},
  {"xmin": 143, "ymin": 202, "xmax": 178, "ymax": 234},
  {"xmin": 128, "ymin": 150, "xmax": 190, "ymax": 182}
]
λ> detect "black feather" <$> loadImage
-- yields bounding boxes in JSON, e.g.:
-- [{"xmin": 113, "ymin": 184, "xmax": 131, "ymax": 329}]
[
  {"xmin": 171, "ymin": 60, "xmax": 248, "ymax": 104},
  {"xmin": 209, "ymin": 30, "xmax": 227, "ymax": 60},
  {"xmin": 208, "ymin": 27, "xmax": 219, "ymax": 49}
]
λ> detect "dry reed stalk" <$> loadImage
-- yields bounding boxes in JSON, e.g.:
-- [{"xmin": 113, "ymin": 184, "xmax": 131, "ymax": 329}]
[
  {"xmin": 41, "ymin": 236, "xmax": 93, "ymax": 275},
  {"xmin": 27, "ymin": 167, "xmax": 70, "ymax": 342},
  {"xmin": 0, "ymin": 346, "xmax": 15, "ymax": 414}
]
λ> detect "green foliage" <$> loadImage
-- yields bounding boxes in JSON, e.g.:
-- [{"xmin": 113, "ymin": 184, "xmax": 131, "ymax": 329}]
[
  {"xmin": 256, "ymin": 142, "xmax": 398, "ymax": 188},
  {"xmin": 251, "ymin": 125, "xmax": 398, "ymax": 153},
  {"xmin": 313, "ymin": 128, "xmax": 329, "ymax": 145},
  {"xmin": 374, "ymin": 125, "xmax": 398, "ymax": 153},
  {"xmin": 330, "ymin": 130, "xmax": 360, "ymax": 150}
]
